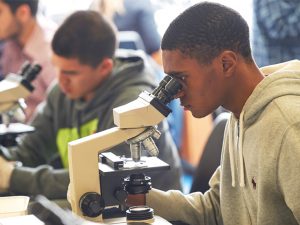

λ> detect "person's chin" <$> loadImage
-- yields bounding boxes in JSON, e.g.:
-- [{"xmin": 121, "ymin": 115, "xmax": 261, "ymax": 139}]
[
  {"xmin": 61, "ymin": 88, "xmax": 75, "ymax": 99},
  {"xmin": 191, "ymin": 110, "xmax": 209, "ymax": 118},
  {"xmin": 67, "ymin": 94, "xmax": 78, "ymax": 100}
]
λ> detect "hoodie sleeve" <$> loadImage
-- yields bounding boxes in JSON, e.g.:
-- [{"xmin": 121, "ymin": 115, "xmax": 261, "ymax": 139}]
[
  {"xmin": 278, "ymin": 122, "xmax": 300, "ymax": 223},
  {"xmin": 10, "ymin": 166, "xmax": 69, "ymax": 199},
  {"xmin": 8, "ymin": 86, "xmax": 58, "ymax": 166},
  {"xmin": 147, "ymin": 167, "xmax": 223, "ymax": 225},
  {"xmin": 7, "ymin": 86, "xmax": 67, "ymax": 198}
]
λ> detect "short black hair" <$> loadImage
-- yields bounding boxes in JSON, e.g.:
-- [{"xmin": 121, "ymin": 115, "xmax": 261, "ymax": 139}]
[
  {"xmin": 162, "ymin": 2, "xmax": 253, "ymax": 64},
  {"xmin": 52, "ymin": 10, "xmax": 117, "ymax": 68},
  {"xmin": 2, "ymin": 0, "xmax": 39, "ymax": 16}
]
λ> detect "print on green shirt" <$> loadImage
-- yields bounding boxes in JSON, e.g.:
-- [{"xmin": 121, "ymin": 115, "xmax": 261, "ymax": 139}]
[{"xmin": 56, "ymin": 118, "xmax": 99, "ymax": 168}]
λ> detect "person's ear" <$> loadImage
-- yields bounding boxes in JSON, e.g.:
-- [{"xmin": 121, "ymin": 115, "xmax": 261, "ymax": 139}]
[
  {"xmin": 15, "ymin": 4, "xmax": 32, "ymax": 23},
  {"xmin": 220, "ymin": 51, "xmax": 237, "ymax": 77},
  {"xmin": 98, "ymin": 58, "xmax": 113, "ymax": 77}
]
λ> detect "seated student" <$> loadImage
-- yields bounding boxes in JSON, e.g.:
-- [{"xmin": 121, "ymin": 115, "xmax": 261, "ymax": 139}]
[
  {"xmin": 131, "ymin": 3, "xmax": 299, "ymax": 225},
  {"xmin": 0, "ymin": 10, "xmax": 182, "ymax": 199},
  {"xmin": 0, "ymin": 0, "xmax": 57, "ymax": 121}
]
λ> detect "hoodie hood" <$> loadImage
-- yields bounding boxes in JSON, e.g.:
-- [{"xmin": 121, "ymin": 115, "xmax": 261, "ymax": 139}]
[
  {"xmin": 243, "ymin": 60, "xmax": 300, "ymax": 127},
  {"xmin": 227, "ymin": 60, "xmax": 300, "ymax": 187}
]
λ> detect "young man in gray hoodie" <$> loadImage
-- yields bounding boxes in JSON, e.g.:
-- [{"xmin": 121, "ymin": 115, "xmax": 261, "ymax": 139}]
[
  {"xmin": 0, "ymin": 11, "xmax": 182, "ymax": 199},
  {"xmin": 142, "ymin": 2, "xmax": 300, "ymax": 225}
]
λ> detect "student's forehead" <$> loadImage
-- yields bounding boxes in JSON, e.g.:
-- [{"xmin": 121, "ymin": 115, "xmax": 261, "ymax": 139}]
[
  {"xmin": 162, "ymin": 50, "xmax": 182, "ymax": 68},
  {"xmin": 162, "ymin": 50, "xmax": 196, "ymax": 72},
  {"xmin": 162, "ymin": 49, "xmax": 196, "ymax": 62}
]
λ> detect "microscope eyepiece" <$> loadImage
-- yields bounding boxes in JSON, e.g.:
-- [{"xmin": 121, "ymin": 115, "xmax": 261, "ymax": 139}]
[
  {"xmin": 19, "ymin": 63, "xmax": 42, "ymax": 92},
  {"xmin": 23, "ymin": 64, "xmax": 42, "ymax": 83},
  {"xmin": 164, "ymin": 78, "xmax": 182, "ymax": 98},
  {"xmin": 151, "ymin": 75, "xmax": 172, "ymax": 96},
  {"xmin": 19, "ymin": 61, "xmax": 32, "ymax": 76},
  {"xmin": 152, "ymin": 75, "xmax": 182, "ymax": 104}
]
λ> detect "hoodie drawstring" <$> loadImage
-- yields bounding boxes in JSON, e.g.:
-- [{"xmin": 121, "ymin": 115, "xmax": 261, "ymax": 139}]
[
  {"xmin": 238, "ymin": 111, "xmax": 245, "ymax": 187},
  {"xmin": 228, "ymin": 115, "xmax": 236, "ymax": 187},
  {"xmin": 228, "ymin": 112, "xmax": 246, "ymax": 187}
]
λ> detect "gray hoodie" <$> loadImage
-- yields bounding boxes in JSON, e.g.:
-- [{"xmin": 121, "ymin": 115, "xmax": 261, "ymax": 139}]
[
  {"xmin": 8, "ymin": 50, "xmax": 182, "ymax": 199},
  {"xmin": 147, "ymin": 60, "xmax": 300, "ymax": 225}
]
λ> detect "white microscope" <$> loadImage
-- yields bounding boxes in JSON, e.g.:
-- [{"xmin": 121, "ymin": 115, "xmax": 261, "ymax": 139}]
[
  {"xmin": 0, "ymin": 63, "xmax": 41, "ymax": 149},
  {"xmin": 68, "ymin": 75, "xmax": 182, "ymax": 224}
]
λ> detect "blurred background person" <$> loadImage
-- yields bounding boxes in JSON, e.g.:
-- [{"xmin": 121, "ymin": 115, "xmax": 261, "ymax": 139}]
[
  {"xmin": 0, "ymin": 0, "xmax": 57, "ymax": 122},
  {"xmin": 90, "ymin": 0, "xmax": 162, "ymax": 65},
  {"xmin": 252, "ymin": 0, "xmax": 300, "ymax": 67}
]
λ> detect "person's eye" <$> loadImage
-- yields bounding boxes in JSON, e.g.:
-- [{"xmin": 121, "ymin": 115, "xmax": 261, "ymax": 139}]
[{"xmin": 179, "ymin": 76, "xmax": 186, "ymax": 81}]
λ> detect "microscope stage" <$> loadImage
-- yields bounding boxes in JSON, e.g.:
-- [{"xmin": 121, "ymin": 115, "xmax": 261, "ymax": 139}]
[
  {"xmin": 99, "ymin": 155, "xmax": 170, "ymax": 175},
  {"xmin": 0, "ymin": 123, "xmax": 34, "ymax": 135}
]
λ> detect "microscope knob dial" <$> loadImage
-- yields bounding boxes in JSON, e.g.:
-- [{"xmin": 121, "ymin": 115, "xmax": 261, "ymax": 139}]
[{"xmin": 79, "ymin": 192, "xmax": 105, "ymax": 217}]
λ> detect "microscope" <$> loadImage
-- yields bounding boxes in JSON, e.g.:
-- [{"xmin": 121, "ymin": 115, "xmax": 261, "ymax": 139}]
[
  {"xmin": 68, "ymin": 75, "xmax": 182, "ymax": 223},
  {"xmin": 0, "ymin": 63, "xmax": 41, "ymax": 148}
]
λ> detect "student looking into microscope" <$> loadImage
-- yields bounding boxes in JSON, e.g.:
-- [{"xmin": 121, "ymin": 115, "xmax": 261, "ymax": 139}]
[{"xmin": 137, "ymin": 2, "xmax": 300, "ymax": 225}]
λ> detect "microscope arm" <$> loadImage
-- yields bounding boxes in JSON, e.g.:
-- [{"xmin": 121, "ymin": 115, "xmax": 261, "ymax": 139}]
[{"xmin": 68, "ymin": 126, "xmax": 146, "ymax": 222}]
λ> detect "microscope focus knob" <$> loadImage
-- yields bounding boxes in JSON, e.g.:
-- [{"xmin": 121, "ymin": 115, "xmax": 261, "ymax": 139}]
[{"xmin": 79, "ymin": 192, "xmax": 105, "ymax": 217}]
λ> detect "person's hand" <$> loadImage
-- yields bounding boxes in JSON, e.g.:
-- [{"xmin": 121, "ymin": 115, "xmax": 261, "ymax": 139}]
[{"xmin": 0, "ymin": 156, "xmax": 15, "ymax": 191}]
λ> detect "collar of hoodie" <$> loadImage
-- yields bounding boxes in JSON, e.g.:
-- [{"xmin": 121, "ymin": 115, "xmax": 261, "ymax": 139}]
[{"xmin": 226, "ymin": 111, "xmax": 246, "ymax": 187}]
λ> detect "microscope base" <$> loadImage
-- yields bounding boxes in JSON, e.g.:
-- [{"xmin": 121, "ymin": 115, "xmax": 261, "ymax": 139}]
[{"xmin": 103, "ymin": 215, "xmax": 171, "ymax": 224}]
